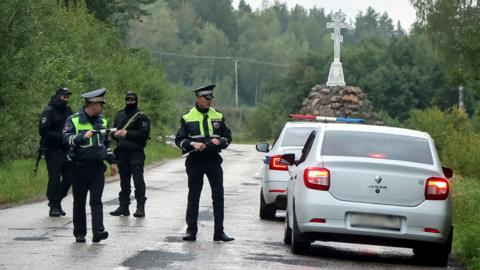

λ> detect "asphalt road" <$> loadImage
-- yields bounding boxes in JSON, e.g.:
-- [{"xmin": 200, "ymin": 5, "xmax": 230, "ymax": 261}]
[{"xmin": 0, "ymin": 144, "xmax": 464, "ymax": 269}]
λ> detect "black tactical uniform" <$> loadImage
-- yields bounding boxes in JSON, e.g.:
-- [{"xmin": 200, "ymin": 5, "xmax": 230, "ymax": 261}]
[
  {"xmin": 174, "ymin": 84, "xmax": 234, "ymax": 242},
  {"xmin": 63, "ymin": 88, "xmax": 116, "ymax": 243},
  {"xmin": 110, "ymin": 91, "xmax": 150, "ymax": 217},
  {"xmin": 38, "ymin": 87, "xmax": 73, "ymax": 217}
]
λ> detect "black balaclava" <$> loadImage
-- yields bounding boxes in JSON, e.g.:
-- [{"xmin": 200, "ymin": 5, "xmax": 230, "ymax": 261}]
[
  {"xmin": 51, "ymin": 87, "xmax": 71, "ymax": 109},
  {"xmin": 125, "ymin": 91, "xmax": 138, "ymax": 113}
]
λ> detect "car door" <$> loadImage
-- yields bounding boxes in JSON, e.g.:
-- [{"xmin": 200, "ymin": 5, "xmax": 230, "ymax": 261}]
[{"xmin": 287, "ymin": 130, "xmax": 317, "ymax": 210}]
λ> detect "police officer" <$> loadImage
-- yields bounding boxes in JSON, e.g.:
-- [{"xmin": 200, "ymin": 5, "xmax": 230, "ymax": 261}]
[
  {"xmin": 110, "ymin": 91, "xmax": 150, "ymax": 217},
  {"xmin": 38, "ymin": 87, "xmax": 73, "ymax": 217},
  {"xmin": 63, "ymin": 88, "xmax": 118, "ymax": 243},
  {"xmin": 175, "ymin": 84, "xmax": 234, "ymax": 242}
]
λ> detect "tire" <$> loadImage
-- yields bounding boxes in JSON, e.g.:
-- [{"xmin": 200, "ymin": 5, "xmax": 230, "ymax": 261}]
[
  {"xmin": 291, "ymin": 207, "xmax": 311, "ymax": 254},
  {"xmin": 259, "ymin": 189, "xmax": 276, "ymax": 220},
  {"xmin": 284, "ymin": 211, "xmax": 292, "ymax": 245},
  {"xmin": 413, "ymin": 226, "xmax": 452, "ymax": 267}
]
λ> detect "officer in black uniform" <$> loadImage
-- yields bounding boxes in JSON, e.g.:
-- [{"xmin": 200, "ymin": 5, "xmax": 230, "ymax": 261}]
[
  {"xmin": 63, "ymin": 88, "xmax": 118, "ymax": 243},
  {"xmin": 110, "ymin": 91, "xmax": 150, "ymax": 218},
  {"xmin": 38, "ymin": 87, "xmax": 73, "ymax": 217},
  {"xmin": 175, "ymin": 84, "xmax": 234, "ymax": 242}
]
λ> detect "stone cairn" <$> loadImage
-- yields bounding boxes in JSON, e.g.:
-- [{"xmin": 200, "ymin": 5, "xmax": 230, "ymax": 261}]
[{"xmin": 299, "ymin": 85, "xmax": 379, "ymax": 123}]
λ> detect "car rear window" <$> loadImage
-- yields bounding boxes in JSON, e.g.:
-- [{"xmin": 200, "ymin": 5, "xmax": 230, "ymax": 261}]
[
  {"xmin": 281, "ymin": 127, "xmax": 316, "ymax": 147},
  {"xmin": 321, "ymin": 130, "xmax": 434, "ymax": 165}
]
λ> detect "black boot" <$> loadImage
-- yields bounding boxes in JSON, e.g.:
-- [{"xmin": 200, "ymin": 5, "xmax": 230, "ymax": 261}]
[
  {"xmin": 133, "ymin": 198, "xmax": 146, "ymax": 218},
  {"xmin": 49, "ymin": 202, "xmax": 61, "ymax": 217},
  {"xmin": 92, "ymin": 231, "xmax": 108, "ymax": 243},
  {"xmin": 213, "ymin": 232, "xmax": 234, "ymax": 242},
  {"xmin": 49, "ymin": 207, "xmax": 61, "ymax": 217},
  {"xmin": 110, "ymin": 204, "xmax": 130, "ymax": 216},
  {"xmin": 58, "ymin": 202, "xmax": 66, "ymax": 216},
  {"xmin": 183, "ymin": 232, "xmax": 196, "ymax": 241},
  {"xmin": 75, "ymin": 235, "xmax": 86, "ymax": 243}
]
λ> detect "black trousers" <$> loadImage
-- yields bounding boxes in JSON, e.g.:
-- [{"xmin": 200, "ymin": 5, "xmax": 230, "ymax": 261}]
[
  {"xmin": 185, "ymin": 154, "xmax": 224, "ymax": 235},
  {"xmin": 71, "ymin": 162, "xmax": 106, "ymax": 237},
  {"xmin": 45, "ymin": 148, "xmax": 72, "ymax": 206},
  {"xmin": 116, "ymin": 149, "xmax": 146, "ymax": 205}
]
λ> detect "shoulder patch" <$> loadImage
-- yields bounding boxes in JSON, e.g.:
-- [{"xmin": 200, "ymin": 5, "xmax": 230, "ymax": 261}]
[{"xmin": 41, "ymin": 117, "xmax": 48, "ymax": 125}]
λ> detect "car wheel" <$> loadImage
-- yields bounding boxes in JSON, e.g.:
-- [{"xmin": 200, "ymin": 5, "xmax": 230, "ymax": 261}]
[
  {"xmin": 413, "ymin": 226, "xmax": 452, "ymax": 267},
  {"xmin": 284, "ymin": 210, "xmax": 292, "ymax": 245},
  {"xmin": 291, "ymin": 207, "xmax": 311, "ymax": 254},
  {"xmin": 259, "ymin": 189, "xmax": 276, "ymax": 220}
]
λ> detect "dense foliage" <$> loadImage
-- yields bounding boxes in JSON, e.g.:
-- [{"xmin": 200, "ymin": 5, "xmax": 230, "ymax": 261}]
[
  {"xmin": 0, "ymin": 0, "xmax": 175, "ymax": 162},
  {"xmin": 125, "ymin": 1, "xmax": 473, "ymax": 141}
]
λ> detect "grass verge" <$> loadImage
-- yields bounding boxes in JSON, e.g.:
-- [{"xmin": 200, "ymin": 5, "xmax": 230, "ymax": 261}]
[
  {"xmin": 452, "ymin": 176, "xmax": 480, "ymax": 269},
  {"xmin": 0, "ymin": 141, "xmax": 180, "ymax": 206}
]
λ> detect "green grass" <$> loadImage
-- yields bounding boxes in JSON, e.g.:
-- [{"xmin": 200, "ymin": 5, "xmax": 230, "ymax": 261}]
[
  {"xmin": 452, "ymin": 176, "xmax": 480, "ymax": 269},
  {"xmin": 0, "ymin": 159, "xmax": 49, "ymax": 205},
  {"xmin": 0, "ymin": 141, "xmax": 180, "ymax": 206}
]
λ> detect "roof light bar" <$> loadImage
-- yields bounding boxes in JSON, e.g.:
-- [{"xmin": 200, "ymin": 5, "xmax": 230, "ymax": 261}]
[{"xmin": 288, "ymin": 114, "xmax": 365, "ymax": 123}]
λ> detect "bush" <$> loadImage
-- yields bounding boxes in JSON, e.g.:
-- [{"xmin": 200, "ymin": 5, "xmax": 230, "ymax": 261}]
[
  {"xmin": 0, "ymin": 1, "xmax": 175, "ymax": 162},
  {"xmin": 406, "ymin": 108, "xmax": 480, "ymax": 177}
]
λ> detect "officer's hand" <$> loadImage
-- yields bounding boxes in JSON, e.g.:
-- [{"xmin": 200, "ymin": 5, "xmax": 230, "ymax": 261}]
[
  {"xmin": 83, "ymin": 130, "xmax": 94, "ymax": 140},
  {"xmin": 193, "ymin": 142, "xmax": 206, "ymax": 151},
  {"xmin": 110, "ymin": 164, "xmax": 118, "ymax": 176},
  {"xmin": 114, "ymin": 130, "xmax": 127, "ymax": 138},
  {"xmin": 211, "ymin": 138, "xmax": 220, "ymax": 146}
]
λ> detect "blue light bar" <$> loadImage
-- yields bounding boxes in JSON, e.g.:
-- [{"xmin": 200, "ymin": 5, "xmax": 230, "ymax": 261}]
[
  {"xmin": 288, "ymin": 114, "xmax": 365, "ymax": 123},
  {"xmin": 335, "ymin": 117, "xmax": 365, "ymax": 123}
]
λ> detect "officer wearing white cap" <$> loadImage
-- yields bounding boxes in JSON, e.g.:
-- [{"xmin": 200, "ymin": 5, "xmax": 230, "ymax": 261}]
[
  {"xmin": 38, "ymin": 87, "xmax": 73, "ymax": 217},
  {"xmin": 174, "ymin": 84, "xmax": 234, "ymax": 242},
  {"xmin": 63, "ymin": 88, "xmax": 118, "ymax": 243}
]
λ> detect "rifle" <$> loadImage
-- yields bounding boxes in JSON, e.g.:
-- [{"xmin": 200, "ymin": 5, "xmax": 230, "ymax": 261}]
[
  {"xmin": 33, "ymin": 145, "xmax": 44, "ymax": 177},
  {"xmin": 182, "ymin": 141, "xmax": 212, "ymax": 158},
  {"xmin": 67, "ymin": 128, "xmax": 118, "ymax": 161}
]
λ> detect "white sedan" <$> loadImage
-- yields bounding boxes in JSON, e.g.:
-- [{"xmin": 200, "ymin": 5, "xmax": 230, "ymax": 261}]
[
  {"xmin": 282, "ymin": 123, "xmax": 453, "ymax": 266},
  {"xmin": 256, "ymin": 122, "xmax": 318, "ymax": 219}
]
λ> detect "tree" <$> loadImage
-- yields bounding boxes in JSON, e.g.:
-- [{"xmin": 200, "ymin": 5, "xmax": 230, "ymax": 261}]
[{"xmin": 410, "ymin": 0, "xmax": 480, "ymax": 94}]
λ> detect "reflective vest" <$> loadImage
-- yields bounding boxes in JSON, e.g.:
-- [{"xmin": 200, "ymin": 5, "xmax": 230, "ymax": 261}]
[
  {"xmin": 71, "ymin": 114, "xmax": 108, "ymax": 148},
  {"xmin": 182, "ymin": 107, "xmax": 223, "ymax": 139}
]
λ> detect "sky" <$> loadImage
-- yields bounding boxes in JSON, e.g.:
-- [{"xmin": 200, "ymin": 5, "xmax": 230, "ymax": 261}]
[{"xmin": 232, "ymin": 0, "xmax": 417, "ymax": 30}]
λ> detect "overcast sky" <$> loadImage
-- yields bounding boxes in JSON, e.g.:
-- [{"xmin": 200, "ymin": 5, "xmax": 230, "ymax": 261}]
[{"xmin": 232, "ymin": 0, "xmax": 417, "ymax": 30}]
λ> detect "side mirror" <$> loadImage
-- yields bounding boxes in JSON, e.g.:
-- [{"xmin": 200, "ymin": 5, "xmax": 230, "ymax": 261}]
[
  {"xmin": 256, "ymin": 143, "xmax": 269, "ymax": 153},
  {"xmin": 280, "ymin": 153, "xmax": 296, "ymax": 166},
  {"xmin": 442, "ymin": 167, "xmax": 453, "ymax": 179}
]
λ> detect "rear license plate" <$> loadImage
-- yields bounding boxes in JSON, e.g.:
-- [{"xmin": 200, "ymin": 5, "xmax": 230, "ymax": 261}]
[{"xmin": 350, "ymin": 213, "xmax": 401, "ymax": 231}]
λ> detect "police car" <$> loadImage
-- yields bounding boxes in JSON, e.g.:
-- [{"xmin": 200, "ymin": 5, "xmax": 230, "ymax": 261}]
[
  {"xmin": 256, "ymin": 120, "xmax": 325, "ymax": 219},
  {"xmin": 281, "ymin": 115, "xmax": 453, "ymax": 266}
]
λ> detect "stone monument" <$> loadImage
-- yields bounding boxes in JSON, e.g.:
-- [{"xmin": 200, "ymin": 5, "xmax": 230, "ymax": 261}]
[
  {"xmin": 298, "ymin": 11, "xmax": 380, "ymax": 123},
  {"xmin": 326, "ymin": 11, "xmax": 348, "ymax": 87}
]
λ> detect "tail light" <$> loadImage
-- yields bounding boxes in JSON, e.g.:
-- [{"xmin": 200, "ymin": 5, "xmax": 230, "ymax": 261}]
[
  {"xmin": 269, "ymin": 155, "xmax": 288, "ymax": 171},
  {"xmin": 304, "ymin": 167, "xmax": 330, "ymax": 190},
  {"xmin": 425, "ymin": 177, "xmax": 449, "ymax": 200}
]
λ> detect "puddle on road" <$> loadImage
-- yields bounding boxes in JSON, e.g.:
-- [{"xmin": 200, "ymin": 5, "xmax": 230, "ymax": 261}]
[
  {"xmin": 245, "ymin": 252, "xmax": 326, "ymax": 267},
  {"xmin": 242, "ymin": 182, "xmax": 259, "ymax": 186},
  {"xmin": 197, "ymin": 210, "xmax": 213, "ymax": 221},
  {"xmin": 123, "ymin": 250, "xmax": 194, "ymax": 269},
  {"xmin": 14, "ymin": 236, "xmax": 51, "ymax": 241},
  {"xmin": 146, "ymin": 186, "xmax": 162, "ymax": 191},
  {"xmin": 164, "ymin": 236, "xmax": 183, "ymax": 243}
]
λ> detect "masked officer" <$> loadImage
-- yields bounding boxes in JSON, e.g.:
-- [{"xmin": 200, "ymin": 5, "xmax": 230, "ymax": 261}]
[
  {"xmin": 39, "ymin": 87, "xmax": 73, "ymax": 217},
  {"xmin": 110, "ymin": 91, "xmax": 150, "ymax": 217},
  {"xmin": 174, "ymin": 84, "xmax": 234, "ymax": 242},
  {"xmin": 63, "ymin": 88, "xmax": 118, "ymax": 243}
]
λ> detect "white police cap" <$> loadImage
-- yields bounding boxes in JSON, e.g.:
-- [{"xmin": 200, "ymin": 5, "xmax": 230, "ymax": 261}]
[{"xmin": 81, "ymin": 88, "xmax": 107, "ymax": 103}]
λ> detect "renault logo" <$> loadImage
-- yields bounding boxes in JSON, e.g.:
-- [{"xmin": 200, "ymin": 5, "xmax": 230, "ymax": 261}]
[{"xmin": 374, "ymin": 174, "xmax": 382, "ymax": 184}]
